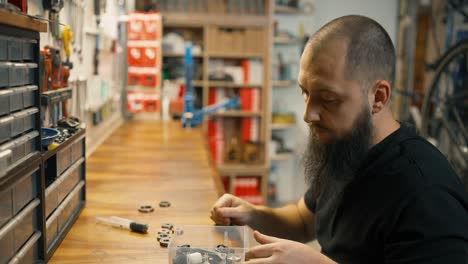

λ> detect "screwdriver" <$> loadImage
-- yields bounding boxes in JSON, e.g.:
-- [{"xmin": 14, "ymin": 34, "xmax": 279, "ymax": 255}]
[{"xmin": 96, "ymin": 216, "xmax": 148, "ymax": 234}]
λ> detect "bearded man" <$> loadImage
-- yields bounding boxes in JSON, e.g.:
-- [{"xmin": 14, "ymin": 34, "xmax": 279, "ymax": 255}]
[{"xmin": 210, "ymin": 15, "xmax": 468, "ymax": 264}]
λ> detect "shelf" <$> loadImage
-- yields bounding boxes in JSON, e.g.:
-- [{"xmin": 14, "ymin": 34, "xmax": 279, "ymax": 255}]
[
  {"xmin": 274, "ymin": 37, "xmax": 299, "ymax": 45},
  {"xmin": 274, "ymin": 5, "xmax": 301, "ymax": 14},
  {"xmin": 163, "ymin": 52, "xmax": 204, "ymax": 58},
  {"xmin": 168, "ymin": 80, "xmax": 204, "ymax": 86},
  {"xmin": 208, "ymin": 52, "xmax": 263, "ymax": 59},
  {"xmin": 0, "ymin": 9, "xmax": 47, "ymax": 32},
  {"xmin": 43, "ymin": 128, "xmax": 86, "ymax": 161},
  {"xmin": 41, "ymin": 87, "xmax": 73, "ymax": 106},
  {"xmin": 208, "ymin": 81, "xmax": 262, "ymax": 88},
  {"xmin": 270, "ymin": 152, "xmax": 294, "ymax": 161},
  {"xmin": 217, "ymin": 164, "xmax": 268, "ymax": 176},
  {"xmin": 210, "ymin": 111, "xmax": 262, "ymax": 117},
  {"xmin": 163, "ymin": 13, "xmax": 269, "ymax": 27},
  {"xmin": 127, "ymin": 86, "xmax": 160, "ymax": 93},
  {"xmin": 271, "ymin": 123, "xmax": 296, "ymax": 130},
  {"xmin": 272, "ymin": 80, "xmax": 295, "ymax": 87}
]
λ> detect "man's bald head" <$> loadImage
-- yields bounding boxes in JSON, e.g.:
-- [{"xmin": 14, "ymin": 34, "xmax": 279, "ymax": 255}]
[{"xmin": 306, "ymin": 15, "xmax": 395, "ymax": 91}]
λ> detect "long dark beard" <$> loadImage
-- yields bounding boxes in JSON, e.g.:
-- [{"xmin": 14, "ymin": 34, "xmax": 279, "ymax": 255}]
[{"xmin": 303, "ymin": 104, "xmax": 374, "ymax": 203}]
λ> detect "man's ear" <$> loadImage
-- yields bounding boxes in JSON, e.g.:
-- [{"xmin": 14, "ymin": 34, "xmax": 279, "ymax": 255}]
[{"xmin": 369, "ymin": 80, "xmax": 391, "ymax": 114}]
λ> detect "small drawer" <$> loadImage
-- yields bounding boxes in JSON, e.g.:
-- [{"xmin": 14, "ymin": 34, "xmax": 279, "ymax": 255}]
[
  {"xmin": 0, "ymin": 199, "xmax": 39, "ymax": 263},
  {"xmin": 9, "ymin": 64, "xmax": 27, "ymax": 87},
  {"xmin": 10, "ymin": 141, "xmax": 26, "ymax": 167},
  {"xmin": 0, "ymin": 62, "xmax": 11, "ymax": 88},
  {"xmin": 58, "ymin": 181, "xmax": 84, "ymax": 232},
  {"xmin": 24, "ymin": 64, "xmax": 37, "ymax": 86},
  {"xmin": 0, "ymin": 187, "xmax": 12, "ymax": 228},
  {"xmin": 13, "ymin": 167, "xmax": 39, "ymax": 215},
  {"xmin": 0, "ymin": 149, "xmax": 12, "ymax": 178},
  {"xmin": 57, "ymin": 145, "xmax": 72, "ymax": 176},
  {"xmin": 0, "ymin": 131, "xmax": 39, "ymax": 169},
  {"xmin": 8, "ymin": 231, "xmax": 41, "ymax": 264},
  {"xmin": 45, "ymin": 210, "xmax": 58, "ymax": 250},
  {"xmin": 7, "ymin": 38, "xmax": 23, "ymax": 61},
  {"xmin": 22, "ymin": 86, "xmax": 37, "ymax": 108},
  {"xmin": 11, "ymin": 111, "xmax": 26, "ymax": 137},
  {"xmin": 11, "ymin": 109, "xmax": 38, "ymax": 141},
  {"xmin": 0, "ymin": 225, "xmax": 14, "ymax": 263},
  {"xmin": 23, "ymin": 132, "xmax": 37, "ymax": 158},
  {"xmin": 10, "ymin": 88, "xmax": 23, "ymax": 112},
  {"xmin": 58, "ymin": 158, "xmax": 84, "ymax": 203},
  {"xmin": 14, "ymin": 202, "xmax": 38, "ymax": 254},
  {"xmin": 71, "ymin": 137, "xmax": 84, "ymax": 163},
  {"xmin": 45, "ymin": 179, "xmax": 59, "ymax": 219},
  {"xmin": 0, "ymin": 89, "xmax": 12, "ymax": 116},
  {"xmin": 0, "ymin": 36, "xmax": 8, "ymax": 61},
  {"xmin": 0, "ymin": 115, "xmax": 13, "ymax": 144},
  {"xmin": 22, "ymin": 39, "xmax": 37, "ymax": 61}
]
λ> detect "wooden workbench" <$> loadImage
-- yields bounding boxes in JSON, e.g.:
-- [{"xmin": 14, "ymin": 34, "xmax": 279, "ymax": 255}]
[{"xmin": 49, "ymin": 121, "xmax": 224, "ymax": 263}]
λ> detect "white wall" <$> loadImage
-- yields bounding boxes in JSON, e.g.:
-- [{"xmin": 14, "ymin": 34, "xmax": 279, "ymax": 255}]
[{"xmin": 314, "ymin": 0, "xmax": 398, "ymax": 43}]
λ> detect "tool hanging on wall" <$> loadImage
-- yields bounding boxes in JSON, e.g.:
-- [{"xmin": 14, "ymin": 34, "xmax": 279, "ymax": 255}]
[
  {"xmin": 61, "ymin": 25, "xmax": 73, "ymax": 118},
  {"xmin": 93, "ymin": 0, "xmax": 101, "ymax": 75},
  {"xmin": 43, "ymin": 0, "xmax": 64, "ymax": 40},
  {"xmin": 39, "ymin": 48, "xmax": 52, "ymax": 92}
]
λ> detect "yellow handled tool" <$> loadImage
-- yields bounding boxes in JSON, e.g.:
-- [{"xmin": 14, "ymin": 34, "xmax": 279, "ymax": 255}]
[{"xmin": 61, "ymin": 25, "xmax": 73, "ymax": 67}]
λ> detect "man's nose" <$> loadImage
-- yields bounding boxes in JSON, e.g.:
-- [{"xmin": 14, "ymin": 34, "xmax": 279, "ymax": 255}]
[{"xmin": 303, "ymin": 102, "xmax": 320, "ymax": 123}]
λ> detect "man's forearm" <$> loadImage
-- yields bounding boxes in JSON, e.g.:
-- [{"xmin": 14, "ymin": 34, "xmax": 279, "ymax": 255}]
[{"xmin": 248, "ymin": 204, "xmax": 314, "ymax": 242}]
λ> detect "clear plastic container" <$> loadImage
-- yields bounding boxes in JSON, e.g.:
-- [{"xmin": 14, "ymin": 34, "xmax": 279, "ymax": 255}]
[{"xmin": 168, "ymin": 225, "xmax": 251, "ymax": 264}]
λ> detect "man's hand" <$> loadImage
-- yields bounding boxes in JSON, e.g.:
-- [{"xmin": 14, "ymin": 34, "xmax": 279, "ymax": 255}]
[
  {"xmin": 246, "ymin": 231, "xmax": 336, "ymax": 264},
  {"xmin": 210, "ymin": 193, "xmax": 256, "ymax": 226}
]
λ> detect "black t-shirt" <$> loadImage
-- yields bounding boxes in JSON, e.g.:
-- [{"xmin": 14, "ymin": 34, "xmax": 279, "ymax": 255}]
[{"xmin": 304, "ymin": 123, "xmax": 468, "ymax": 264}]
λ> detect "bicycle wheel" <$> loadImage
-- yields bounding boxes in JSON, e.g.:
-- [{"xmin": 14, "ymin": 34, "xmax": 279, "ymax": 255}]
[{"xmin": 421, "ymin": 39, "xmax": 468, "ymax": 190}]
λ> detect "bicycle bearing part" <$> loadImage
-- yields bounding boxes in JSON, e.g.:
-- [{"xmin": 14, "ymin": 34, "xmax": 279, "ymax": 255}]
[
  {"xmin": 138, "ymin": 205, "xmax": 154, "ymax": 213},
  {"xmin": 161, "ymin": 223, "xmax": 173, "ymax": 230},
  {"xmin": 159, "ymin": 201, "xmax": 171, "ymax": 207},
  {"xmin": 160, "ymin": 238, "xmax": 171, "ymax": 248}
]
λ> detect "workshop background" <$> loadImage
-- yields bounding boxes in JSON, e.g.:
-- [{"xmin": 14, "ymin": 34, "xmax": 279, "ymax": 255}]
[{"xmin": 0, "ymin": 0, "xmax": 466, "ymax": 263}]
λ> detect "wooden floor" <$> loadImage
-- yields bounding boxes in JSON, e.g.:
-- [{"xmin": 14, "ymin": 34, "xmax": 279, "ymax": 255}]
[{"xmin": 50, "ymin": 121, "xmax": 222, "ymax": 263}]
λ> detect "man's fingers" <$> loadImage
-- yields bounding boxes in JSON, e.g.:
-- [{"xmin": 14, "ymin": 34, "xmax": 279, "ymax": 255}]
[
  {"xmin": 216, "ymin": 207, "xmax": 241, "ymax": 218},
  {"xmin": 253, "ymin": 230, "xmax": 281, "ymax": 244},
  {"xmin": 245, "ymin": 256, "xmax": 274, "ymax": 264},
  {"xmin": 213, "ymin": 194, "xmax": 234, "ymax": 209},
  {"xmin": 245, "ymin": 244, "xmax": 274, "ymax": 260},
  {"xmin": 210, "ymin": 209, "xmax": 231, "ymax": 225}
]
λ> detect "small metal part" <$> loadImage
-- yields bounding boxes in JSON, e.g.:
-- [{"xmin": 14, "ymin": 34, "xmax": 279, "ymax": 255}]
[
  {"xmin": 161, "ymin": 223, "xmax": 173, "ymax": 230},
  {"xmin": 157, "ymin": 233, "xmax": 168, "ymax": 241},
  {"xmin": 159, "ymin": 201, "xmax": 171, "ymax": 207},
  {"xmin": 186, "ymin": 252, "xmax": 203, "ymax": 264},
  {"xmin": 138, "ymin": 205, "xmax": 154, "ymax": 213},
  {"xmin": 175, "ymin": 227, "xmax": 184, "ymax": 235},
  {"xmin": 215, "ymin": 244, "xmax": 228, "ymax": 253},
  {"xmin": 227, "ymin": 254, "xmax": 242, "ymax": 262},
  {"xmin": 160, "ymin": 238, "xmax": 171, "ymax": 248},
  {"xmin": 178, "ymin": 244, "xmax": 190, "ymax": 248},
  {"xmin": 158, "ymin": 229, "xmax": 171, "ymax": 236}
]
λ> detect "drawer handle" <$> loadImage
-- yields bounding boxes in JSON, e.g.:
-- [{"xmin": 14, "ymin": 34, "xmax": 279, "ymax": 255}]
[
  {"xmin": 24, "ymin": 85, "xmax": 38, "ymax": 92},
  {"xmin": 8, "ymin": 231, "xmax": 41, "ymax": 264},
  {"xmin": 0, "ymin": 89, "xmax": 12, "ymax": 96},
  {"xmin": 0, "ymin": 115, "xmax": 14, "ymax": 124},
  {"xmin": 0, "ymin": 199, "xmax": 39, "ymax": 239}
]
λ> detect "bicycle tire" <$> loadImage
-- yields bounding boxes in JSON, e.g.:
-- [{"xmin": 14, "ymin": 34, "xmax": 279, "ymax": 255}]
[
  {"xmin": 420, "ymin": 39, "xmax": 468, "ymax": 188},
  {"xmin": 421, "ymin": 39, "xmax": 468, "ymax": 134}
]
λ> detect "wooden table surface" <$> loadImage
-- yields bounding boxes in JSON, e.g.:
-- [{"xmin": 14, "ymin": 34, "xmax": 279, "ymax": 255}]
[{"xmin": 49, "ymin": 121, "xmax": 223, "ymax": 263}]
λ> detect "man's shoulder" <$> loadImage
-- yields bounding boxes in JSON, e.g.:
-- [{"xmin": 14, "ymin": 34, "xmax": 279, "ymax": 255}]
[
  {"xmin": 370, "ymin": 134, "xmax": 463, "ymax": 200},
  {"xmin": 398, "ymin": 136, "xmax": 461, "ymax": 187}
]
